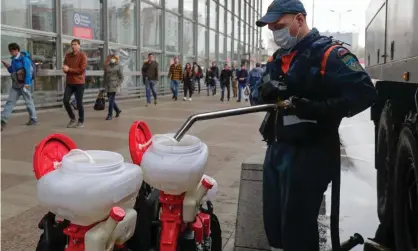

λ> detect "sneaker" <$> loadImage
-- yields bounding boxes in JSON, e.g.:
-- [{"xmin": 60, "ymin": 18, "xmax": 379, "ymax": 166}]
[
  {"xmin": 116, "ymin": 110, "xmax": 122, "ymax": 118},
  {"xmin": 220, "ymin": 98, "xmax": 224, "ymax": 102},
  {"xmin": 76, "ymin": 122, "xmax": 84, "ymax": 128},
  {"xmin": 188, "ymin": 98, "xmax": 192, "ymax": 101},
  {"xmin": 1, "ymin": 121, "xmax": 6, "ymax": 131},
  {"xmin": 26, "ymin": 119, "xmax": 37, "ymax": 126},
  {"xmin": 154, "ymin": 99, "xmax": 157, "ymax": 105},
  {"xmin": 183, "ymin": 97, "xmax": 187, "ymax": 101},
  {"xmin": 174, "ymin": 96, "xmax": 178, "ymax": 101},
  {"xmin": 67, "ymin": 119, "xmax": 77, "ymax": 128},
  {"xmin": 145, "ymin": 103, "xmax": 149, "ymax": 107},
  {"xmin": 106, "ymin": 115, "xmax": 112, "ymax": 120},
  {"xmin": 172, "ymin": 95, "xmax": 175, "ymax": 100}
]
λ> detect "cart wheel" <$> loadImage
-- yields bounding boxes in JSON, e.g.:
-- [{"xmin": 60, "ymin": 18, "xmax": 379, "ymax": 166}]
[{"xmin": 210, "ymin": 213, "xmax": 222, "ymax": 251}]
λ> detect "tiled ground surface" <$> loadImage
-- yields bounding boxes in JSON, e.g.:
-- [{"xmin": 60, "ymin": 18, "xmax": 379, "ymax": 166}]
[{"xmin": 1, "ymin": 94, "xmax": 265, "ymax": 251}]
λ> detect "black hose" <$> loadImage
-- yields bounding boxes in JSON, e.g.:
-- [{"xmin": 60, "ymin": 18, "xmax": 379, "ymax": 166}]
[{"xmin": 330, "ymin": 164, "xmax": 342, "ymax": 251}]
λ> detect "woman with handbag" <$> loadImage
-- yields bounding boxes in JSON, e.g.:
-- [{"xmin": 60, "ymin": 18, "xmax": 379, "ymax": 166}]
[
  {"xmin": 182, "ymin": 63, "xmax": 194, "ymax": 101},
  {"xmin": 104, "ymin": 55, "xmax": 124, "ymax": 120}
]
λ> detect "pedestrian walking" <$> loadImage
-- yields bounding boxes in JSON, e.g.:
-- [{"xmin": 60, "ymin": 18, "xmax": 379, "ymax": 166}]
[
  {"xmin": 205, "ymin": 68, "xmax": 215, "ymax": 96},
  {"xmin": 210, "ymin": 62, "xmax": 219, "ymax": 95},
  {"xmin": 62, "ymin": 39, "xmax": 87, "ymax": 128},
  {"xmin": 182, "ymin": 63, "xmax": 194, "ymax": 101},
  {"xmin": 236, "ymin": 64, "xmax": 249, "ymax": 102},
  {"xmin": 231, "ymin": 63, "xmax": 239, "ymax": 97},
  {"xmin": 220, "ymin": 63, "xmax": 232, "ymax": 102},
  {"xmin": 141, "ymin": 53, "xmax": 159, "ymax": 106},
  {"xmin": 1, "ymin": 43, "xmax": 38, "ymax": 131},
  {"xmin": 168, "ymin": 57, "xmax": 182, "ymax": 101},
  {"xmin": 104, "ymin": 54, "xmax": 123, "ymax": 120},
  {"xmin": 192, "ymin": 62, "xmax": 203, "ymax": 94}
]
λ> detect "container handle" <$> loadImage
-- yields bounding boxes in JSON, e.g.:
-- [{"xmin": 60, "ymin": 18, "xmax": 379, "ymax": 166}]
[
  {"xmin": 66, "ymin": 149, "xmax": 95, "ymax": 164},
  {"xmin": 138, "ymin": 134, "xmax": 178, "ymax": 150}
]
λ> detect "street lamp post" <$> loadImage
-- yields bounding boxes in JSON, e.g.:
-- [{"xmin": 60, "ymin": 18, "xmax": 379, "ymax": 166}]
[{"xmin": 329, "ymin": 9, "xmax": 352, "ymax": 32}]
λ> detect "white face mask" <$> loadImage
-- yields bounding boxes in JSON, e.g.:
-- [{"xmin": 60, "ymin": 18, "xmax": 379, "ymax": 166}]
[
  {"xmin": 273, "ymin": 17, "xmax": 301, "ymax": 50},
  {"xmin": 110, "ymin": 58, "xmax": 116, "ymax": 64}
]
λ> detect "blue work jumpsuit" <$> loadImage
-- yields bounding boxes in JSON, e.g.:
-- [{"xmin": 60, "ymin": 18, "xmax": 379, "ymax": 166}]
[{"xmin": 250, "ymin": 29, "xmax": 377, "ymax": 251}]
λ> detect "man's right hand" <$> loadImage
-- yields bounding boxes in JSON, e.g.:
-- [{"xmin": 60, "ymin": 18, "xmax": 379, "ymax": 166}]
[{"xmin": 2, "ymin": 61, "xmax": 10, "ymax": 68}]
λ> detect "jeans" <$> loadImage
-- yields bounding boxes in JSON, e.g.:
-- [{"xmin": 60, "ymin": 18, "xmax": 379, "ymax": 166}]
[
  {"xmin": 213, "ymin": 77, "xmax": 218, "ymax": 94},
  {"xmin": 206, "ymin": 84, "xmax": 215, "ymax": 96},
  {"xmin": 107, "ymin": 92, "xmax": 120, "ymax": 116},
  {"xmin": 145, "ymin": 79, "xmax": 158, "ymax": 103},
  {"xmin": 1, "ymin": 87, "xmax": 37, "ymax": 123},
  {"xmin": 193, "ymin": 77, "xmax": 201, "ymax": 93},
  {"xmin": 220, "ymin": 83, "xmax": 230, "ymax": 101},
  {"xmin": 63, "ymin": 84, "xmax": 85, "ymax": 123},
  {"xmin": 237, "ymin": 83, "xmax": 245, "ymax": 101},
  {"xmin": 170, "ymin": 80, "xmax": 180, "ymax": 97}
]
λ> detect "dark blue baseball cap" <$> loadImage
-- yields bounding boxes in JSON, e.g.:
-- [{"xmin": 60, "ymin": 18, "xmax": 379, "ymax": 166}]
[{"xmin": 256, "ymin": 0, "xmax": 307, "ymax": 27}]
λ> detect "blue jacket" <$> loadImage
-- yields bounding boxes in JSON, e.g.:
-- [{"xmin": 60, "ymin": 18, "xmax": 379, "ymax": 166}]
[
  {"xmin": 8, "ymin": 51, "xmax": 33, "ymax": 86},
  {"xmin": 248, "ymin": 67, "xmax": 264, "ymax": 88},
  {"xmin": 237, "ymin": 69, "xmax": 249, "ymax": 85}
]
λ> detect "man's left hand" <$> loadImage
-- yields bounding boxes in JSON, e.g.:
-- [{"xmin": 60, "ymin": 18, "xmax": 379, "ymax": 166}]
[
  {"xmin": 62, "ymin": 65, "xmax": 69, "ymax": 72},
  {"xmin": 290, "ymin": 96, "xmax": 319, "ymax": 119}
]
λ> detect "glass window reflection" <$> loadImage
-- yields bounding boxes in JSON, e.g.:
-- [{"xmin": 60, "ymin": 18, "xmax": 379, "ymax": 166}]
[
  {"xmin": 183, "ymin": 20, "xmax": 194, "ymax": 55},
  {"xmin": 165, "ymin": 12, "xmax": 179, "ymax": 52},
  {"xmin": 1, "ymin": 0, "xmax": 56, "ymax": 32},
  {"xmin": 227, "ymin": 11, "xmax": 232, "ymax": 36},
  {"xmin": 165, "ymin": 0, "xmax": 179, "ymax": 12},
  {"xmin": 108, "ymin": 47, "xmax": 137, "ymax": 88},
  {"xmin": 209, "ymin": 30, "xmax": 216, "ymax": 61},
  {"xmin": 234, "ymin": 0, "xmax": 239, "ymax": 14},
  {"xmin": 219, "ymin": 34, "xmax": 225, "ymax": 60},
  {"xmin": 233, "ymin": 39, "xmax": 238, "ymax": 61},
  {"xmin": 197, "ymin": 25, "xmax": 207, "ymax": 58},
  {"xmin": 197, "ymin": 0, "xmax": 207, "ymax": 25},
  {"xmin": 226, "ymin": 37, "xmax": 232, "ymax": 62},
  {"xmin": 63, "ymin": 41, "xmax": 103, "ymax": 70},
  {"xmin": 183, "ymin": 0, "xmax": 194, "ymax": 20},
  {"xmin": 219, "ymin": 7, "xmax": 225, "ymax": 34},
  {"xmin": 141, "ymin": 3, "xmax": 162, "ymax": 50},
  {"xmin": 108, "ymin": 0, "xmax": 136, "ymax": 45},
  {"xmin": 209, "ymin": 0, "xmax": 217, "ymax": 30},
  {"xmin": 1, "ymin": 31, "xmax": 57, "ymax": 71},
  {"xmin": 227, "ymin": 0, "xmax": 232, "ymax": 11},
  {"xmin": 62, "ymin": 0, "xmax": 102, "ymax": 40}
]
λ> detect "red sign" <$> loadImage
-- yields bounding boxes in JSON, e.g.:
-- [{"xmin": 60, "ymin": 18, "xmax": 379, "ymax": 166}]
[{"xmin": 73, "ymin": 27, "xmax": 93, "ymax": 39}]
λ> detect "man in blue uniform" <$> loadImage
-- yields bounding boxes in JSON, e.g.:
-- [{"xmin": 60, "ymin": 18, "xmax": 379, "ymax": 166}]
[{"xmin": 252, "ymin": 1, "xmax": 377, "ymax": 251}]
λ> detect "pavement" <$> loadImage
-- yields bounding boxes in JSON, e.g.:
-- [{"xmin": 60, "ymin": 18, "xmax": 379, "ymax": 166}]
[
  {"xmin": 1, "ymin": 94, "xmax": 266, "ymax": 251},
  {"xmin": 0, "ymin": 93, "xmax": 380, "ymax": 251}
]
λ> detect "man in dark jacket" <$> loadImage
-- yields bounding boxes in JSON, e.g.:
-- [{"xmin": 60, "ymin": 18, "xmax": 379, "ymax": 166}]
[
  {"xmin": 210, "ymin": 62, "xmax": 219, "ymax": 95},
  {"xmin": 220, "ymin": 63, "xmax": 232, "ymax": 102},
  {"xmin": 205, "ymin": 68, "xmax": 215, "ymax": 96},
  {"xmin": 141, "ymin": 53, "xmax": 159, "ymax": 106},
  {"xmin": 252, "ymin": 1, "xmax": 377, "ymax": 250},
  {"xmin": 236, "ymin": 64, "xmax": 249, "ymax": 102}
]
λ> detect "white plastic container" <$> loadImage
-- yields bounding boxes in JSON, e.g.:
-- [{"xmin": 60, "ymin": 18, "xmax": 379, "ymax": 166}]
[
  {"xmin": 85, "ymin": 208, "xmax": 137, "ymax": 251},
  {"xmin": 37, "ymin": 149, "xmax": 143, "ymax": 226},
  {"xmin": 140, "ymin": 134, "xmax": 208, "ymax": 195},
  {"xmin": 183, "ymin": 177, "xmax": 214, "ymax": 222}
]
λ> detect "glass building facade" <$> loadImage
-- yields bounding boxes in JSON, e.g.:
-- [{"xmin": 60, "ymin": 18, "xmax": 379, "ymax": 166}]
[{"xmin": 1, "ymin": 0, "xmax": 263, "ymax": 109}]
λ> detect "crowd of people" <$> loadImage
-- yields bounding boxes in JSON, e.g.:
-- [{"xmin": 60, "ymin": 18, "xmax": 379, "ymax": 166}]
[
  {"xmin": 165, "ymin": 57, "xmax": 265, "ymax": 103},
  {"xmin": 1, "ymin": 39, "xmax": 264, "ymax": 131}
]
